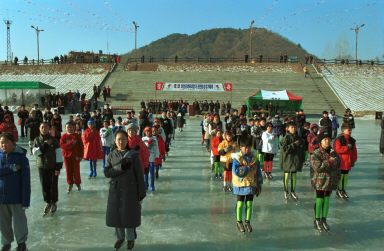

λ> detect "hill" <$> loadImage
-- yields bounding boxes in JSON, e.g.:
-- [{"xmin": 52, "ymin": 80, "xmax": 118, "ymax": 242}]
[{"xmin": 122, "ymin": 28, "xmax": 310, "ymax": 62}]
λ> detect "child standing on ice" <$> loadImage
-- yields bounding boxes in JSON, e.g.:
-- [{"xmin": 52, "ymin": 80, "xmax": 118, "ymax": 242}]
[
  {"xmin": 232, "ymin": 137, "xmax": 262, "ymax": 233},
  {"xmin": 142, "ymin": 127, "xmax": 159, "ymax": 191},
  {"xmin": 218, "ymin": 131, "xmax": 238, "ymax": 192},
  {"xmin": 82, "ymin": 120, "xmax": 103, "ymax": 178},
  {"xmin": 0, "ymin": 133, "xmax": 30, "ymax": 251}
]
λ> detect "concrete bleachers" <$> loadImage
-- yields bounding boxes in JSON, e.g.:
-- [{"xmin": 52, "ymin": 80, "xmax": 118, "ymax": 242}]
[
  {"xmin": 0, "ymin": 74, "xmax": 106, "ymax": 99},
  {"xmin": 320, "ymin": 65, "xmax": 384, "ymax": 112},
  {"xmin": 105, "ymin": 63, "xmax": 345, "ymax": 115}
]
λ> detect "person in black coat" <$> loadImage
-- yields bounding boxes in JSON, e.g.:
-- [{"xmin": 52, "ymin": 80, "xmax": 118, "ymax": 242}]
[
  {"xmin": 25, "ymin": 111, "xmax": 41, "ymax": 153},
  {"xmin": 104, "ymin": 131, "xmax": 145, "ymax": 250},
  {"xmin": 17, "ymin": 105, "xmax": 29, "ymax": 137},
  {"xmin": 343, "ymin": 108, "xmax": 355, "ymax": 129},
  {"xmin": 319, "ymin": 111, "xmax": 332, "ymax": 136}
]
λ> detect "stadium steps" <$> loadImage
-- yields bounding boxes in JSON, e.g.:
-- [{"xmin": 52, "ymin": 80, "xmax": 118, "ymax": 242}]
[{"xmin": 104, "ymin": 67, "xmax": 347, "ymax": 115}]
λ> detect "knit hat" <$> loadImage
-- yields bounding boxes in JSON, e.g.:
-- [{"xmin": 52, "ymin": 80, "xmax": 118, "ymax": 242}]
[
  {"xmin": 316, "ymin": 131, "xmax": 331, "ymax": 143},
  {"xmin": 341, "ymin": 123, "xmax": 351, "ymax": 130},
  {"xmin": 87, "ymin": 120, "xmax": 95, "ymax": 125},
  {"xmin": 143, "ymin": 126, "xmax": 152, "ymax": 133},
  {"xmin": 126, "ymin": 123, "xmax": 138, "ymax": 131},
  {"xmin": 310, "ymin": 123, "xmax": 319, "ymax": 130}
]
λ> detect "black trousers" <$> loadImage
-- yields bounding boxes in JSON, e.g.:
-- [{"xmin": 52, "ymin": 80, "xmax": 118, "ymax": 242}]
[{"xmin": 39, "ymin": 168, "xmax": 59, "ymax": 203}]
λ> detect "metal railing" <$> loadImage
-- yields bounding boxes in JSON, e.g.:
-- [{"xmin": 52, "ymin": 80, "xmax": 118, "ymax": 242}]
[{"xmin": 316, "ymin": 58, "xmax": 384, "ymax": 66}]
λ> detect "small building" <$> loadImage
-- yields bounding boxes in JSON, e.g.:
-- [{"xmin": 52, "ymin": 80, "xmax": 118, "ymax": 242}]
[{"xmin": 0, "ymin": 81, "xmax": 55, "ymax": 106}]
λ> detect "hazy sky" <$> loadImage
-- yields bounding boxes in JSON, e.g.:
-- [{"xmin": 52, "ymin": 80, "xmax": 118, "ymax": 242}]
[{"xmin": 0, "ymin": 0, "xmax": 383, "ymax": 60}]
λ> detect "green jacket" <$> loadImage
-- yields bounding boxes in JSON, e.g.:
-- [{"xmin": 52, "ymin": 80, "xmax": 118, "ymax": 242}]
[
  {"xmin": 279, "ymin": 133, "xmax": 305, "ymax": 172},
  {"xmin": 33, "ymin": 134, "xmax": 62, "ymax": 170}
]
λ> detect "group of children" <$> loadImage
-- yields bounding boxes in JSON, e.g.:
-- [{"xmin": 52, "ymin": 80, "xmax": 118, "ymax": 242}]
[
  {"xmin": 202, "ymin": 110, "xmax": 358, "ymax": 233},
  {"xmin": 0, "ymin": 104, "xmax": 181, "ymax": 250}
]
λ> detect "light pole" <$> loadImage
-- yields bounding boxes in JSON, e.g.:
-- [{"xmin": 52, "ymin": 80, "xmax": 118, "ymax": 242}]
[
  {"xmin": 249, "ymin": 20, "xmax": 255, "ymax": 60},
  {"xmin": 31, "ymin": 25, "xmax": 44, "ymax": 64},
  {"xmin": 132, "ymin": 21, "xmax": 139, "ymax": 61},
  {"xmin": 350, "ymin": 24, "xmax": 365, "ymax": 63}
]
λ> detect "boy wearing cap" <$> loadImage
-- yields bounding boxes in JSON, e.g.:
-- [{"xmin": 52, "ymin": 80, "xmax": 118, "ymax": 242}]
[
  {"xmin": 279, "ymin": 122, "xmax": 306, "ymax": 201},
  {"xmin": 310, "ymin": 131, "xmax": 340, "ymax": 232},
  {"xmin": 333, "ymin": 123, "xmax": 357, "ymax": 199},
  {"xmin": 232, "ymin": 138, "xmax": 262, "ymax": 233},
  {"xmin": 142, "ymin": 127, "xmax": 159, "ymax": 191}
]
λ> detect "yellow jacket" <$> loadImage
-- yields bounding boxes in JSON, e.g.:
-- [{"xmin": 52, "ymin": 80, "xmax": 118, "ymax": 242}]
[
  {"xmin": 218, "ymin": 140, "xmax": 239, "ymax": 162},
  {"xmin": 231, "ymin": 150, "xmax": 263, "ymax": 188}
]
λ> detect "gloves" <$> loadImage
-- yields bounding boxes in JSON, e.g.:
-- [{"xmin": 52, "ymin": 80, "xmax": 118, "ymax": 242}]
[
  {"xmin": 39, "ymin": 142, "xmax": 50, "ymax": 153},
  {"xmin": 348, "ymin": 144, "xmax": 353, "ymax": 151},
  {"xmin": 121, "ymin": 158, "xmax": 132, "ymax": 170},
  {"xmin": 226, "ymin": 145, "xmax": 233, "ymax": 152}
]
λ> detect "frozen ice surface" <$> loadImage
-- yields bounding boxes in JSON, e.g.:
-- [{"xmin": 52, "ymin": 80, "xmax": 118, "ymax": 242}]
[{"xmin": 13, "ymin": 117, "xmax": 384, "ymax": 250}]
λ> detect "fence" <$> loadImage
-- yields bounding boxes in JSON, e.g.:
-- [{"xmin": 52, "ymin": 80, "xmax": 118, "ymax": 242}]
[
  {"xmin": 2, "ymin": 58, "xmax": 117, "ymax": 66},
  {"xmin": 125, "ymin": 55, "xmax": 299, "ymax": 64},
  {"xmin": 316, "ymin": 58, "xmax": 384, "ymax": 66}
]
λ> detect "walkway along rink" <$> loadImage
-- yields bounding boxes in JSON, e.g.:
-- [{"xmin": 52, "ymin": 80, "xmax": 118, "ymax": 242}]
[{"xmin": 18, "ymin": 117, "xmax": 384, "ymax": 250}]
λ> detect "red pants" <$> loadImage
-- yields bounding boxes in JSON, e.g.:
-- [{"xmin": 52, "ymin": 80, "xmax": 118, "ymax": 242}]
[
  {"xmin": 263, "ymin": 161, "xmax": 273, "ymax": 173},
  {"xmin": 224, "ymin": 170, "xmax": 232, "ymax": 183},
  {"xmin": 64, "ymin": 157, "xmax": 81, "ymax": 185}
]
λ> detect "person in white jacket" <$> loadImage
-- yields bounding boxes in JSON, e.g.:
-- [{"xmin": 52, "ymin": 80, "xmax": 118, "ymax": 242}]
[
  {"xmin": 261, "ymin": 122, "xmax": 278, "ymax": 180},
  {"xmin": 142, "ymin": 126, "xmax": 159, "ymax": 191},
  {"xmin": 100, "ymin": 121, "xmax": 114, "ymax": 168}
]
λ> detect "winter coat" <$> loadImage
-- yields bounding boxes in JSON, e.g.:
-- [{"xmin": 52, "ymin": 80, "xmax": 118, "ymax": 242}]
[
  {"xmin": 252, "ymin": 126, "xmax": 265, "ymax": 150},
  {"xmin": 319, "ymin": 117, "xmax": 332, "ymax": 136},
  {"xmin": 128, "ymin": 135, "xmax": 149, "ymax": 171},
  {"xmin": 142, "ymin": 136, "xmax": 159, "ymax": 163},
  {"xmin": 272, "ymin": 119, "xmax": 283, "ymax": 136},
  {"xmin": 329, "ymin": 114, "xmax": 339, "ymax": 129},
  {"xmin": 218, "ymin": 140, "xmax": 239, "ymax": 163},
  {"xmin": 33, "ymin": 134, "xmax": 63, "ymax": 170},
  {"xmin": 208, "ymin": 121, "xmax": 223, "ymax": 139},
  {"xmin": 333, "ymin": 134, "xmax": 357, "ymax": 171},
  {"xmin": 154, "ymin": 136, "xmax": 166, "ymax": 166},
  {"xmin": 177, "ymin": 113, "xmax": 184, "ymax": 128},
  {"xmin": 0, "ymin": 122, "xmax": 18, "ymax": 141},
  {"xmin": 0, "ymin": 146, "xmax": 31, "ymax": 207},
  {"xmin": 310, "ymin": 146, "xmax": 341, "ymax": 191},
  {"xmin": 307, "ymin": 132, "xmax": 319, "ymax": 154},
  {"xmin": 100, "ymin": 127, "xmax": 114, "ymax": 148},
  {"xmin": 160, "ymin": 117, "xmax": 172, "ymax": 136},
  {"xmin": 25, "ymin": 117, "xmax": 40, "ymax": 142},
  {"xmin": 343, "ymin": 113, "xmax": 355, "ymax": 129},
  {"xmin": 60, "ymin": 133, "xmax": 84, "ymax": 159},
  {"xmin": 203, "ymin": 119, "xmax": 211, "ymax": 140},
  {"xmin": 82, "ymin": 128, "xmax": 103, "ymax": 161},
  {"xmin": 380, "ymin": 118, "xmax": 384, "ymax": 154},
  {"xmin": 262, "ymin": 131, "xmax": 278, "ymax": 154},
  {"xmin": 279, "ymin": 133, "xmax": 306, "ymax": 172},
  {"xmin": 104, "ymin": 149, "xmax": 146, "ymax": 228},
  {"xmin": 211, "ymin": 136, "xmax": 222, "ymax": 156},
  {"xmin": 232, "ymin": 150, "xmax": 263, "ymax": 195}
]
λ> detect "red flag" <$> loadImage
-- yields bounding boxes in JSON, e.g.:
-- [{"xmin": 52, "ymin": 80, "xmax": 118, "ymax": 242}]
[
  {"xmin": 155, "ymin": 82, "xmax": 164, "ymax": 91},
  {"xmin": 224, "ymin": 83, "xmax": 232, "ymax": 92}
]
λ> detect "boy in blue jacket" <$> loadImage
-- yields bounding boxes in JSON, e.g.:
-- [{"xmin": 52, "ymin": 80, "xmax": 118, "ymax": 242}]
[{"xmin": 0, "ymin": 133, "xmax": 31, "ymax": 251}]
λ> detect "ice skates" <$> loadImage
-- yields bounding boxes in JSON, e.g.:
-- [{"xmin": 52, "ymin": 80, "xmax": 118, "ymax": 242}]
[
  {"xmin": 16, "ymin": 243, "xmax": 26, "ymax": 251},
  {"xmin": 336, "ymin": 189, "xmax": 344, "ymax": 199},
  {"xmin": 314, "ymin": 219, "xmax": 323, "ymax": 233},
  {"xmin": 76, "ymin": 184, "xmax": 81, "ymax": 191},
  {"xmin": 114, "ymin": 239, "xmax": 124, "ymax": 250},
  {"xmin": 43, "ymin": 203, "xmax": 51, "ymax": 216},
  {"xmin": 67, "ymin": 184, "xmax": 73, "ymax": 193},
  {"xmin": 237, "ymin": 221, "xmax": 245, "ymax": 232},
  {"xmin": 1, "ymin": 244, "xmax": 11, "ymax": 251},
  {"xmin": 50, "ymin": 203, "xmax": 57, "ymax": 214},
  {"xmin": 341, "ymin": 190, "xmax": 349, "ymax": 199},
  {"xmin": 127, "ymin": 240, "xmax": 135, "ymax": 250},
  {"xmin": 321, "ymin": 218, "xmax": 330, "ymax": 232},
  {"xmin": 290, "ymin": 192, "xmax": 299, "ymax": 202},
  {"xmin": 244, "ymin": 220, "xmax": 253, "ymax": 232},
  {"xmin": 284, "ymin": 191, "xmax": 290, "ymax": 200}
]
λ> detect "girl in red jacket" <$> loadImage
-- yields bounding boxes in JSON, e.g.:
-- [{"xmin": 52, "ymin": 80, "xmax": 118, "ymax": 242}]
[
  {"xmin": 211, "ymin": 129, "xmax": 223, "ymax": 179},
  {"xmin": 127, "ymin": 123, "xmax": 149, "ymax": 172},
  {"xmin": 0, "ymin": 114, "xmax": 18, "ymax": 142},
  {"xmin": 60, "ymin": 122, "xmax": 84, "ymax": 192},
  {"xmin": 82, "ymin": 120, "xmax": 103, "ymax": 178},
  {"xmin": 334, "ymin": 123, "xmax": 357, "ymax": 199},
  {"xmin": 153, "ymin": 126, "xmax": 165, "ymax": 179}
]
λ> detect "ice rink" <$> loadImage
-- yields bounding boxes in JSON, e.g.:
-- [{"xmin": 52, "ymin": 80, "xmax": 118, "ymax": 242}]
[{"xmin": 14, "ymin": 116, "xmax": 384, "ymax": 251}]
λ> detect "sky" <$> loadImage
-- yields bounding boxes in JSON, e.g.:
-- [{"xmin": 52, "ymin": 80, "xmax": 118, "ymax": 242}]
[{"xmin": 0, "ymin": 0, "xmax": 383, "ymax": 60}]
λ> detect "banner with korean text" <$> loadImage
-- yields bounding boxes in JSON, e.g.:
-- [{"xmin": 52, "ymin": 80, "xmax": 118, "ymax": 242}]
[{"xmin": 155, "ymin": 82, "xmax": 232, "ymax": 92}]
